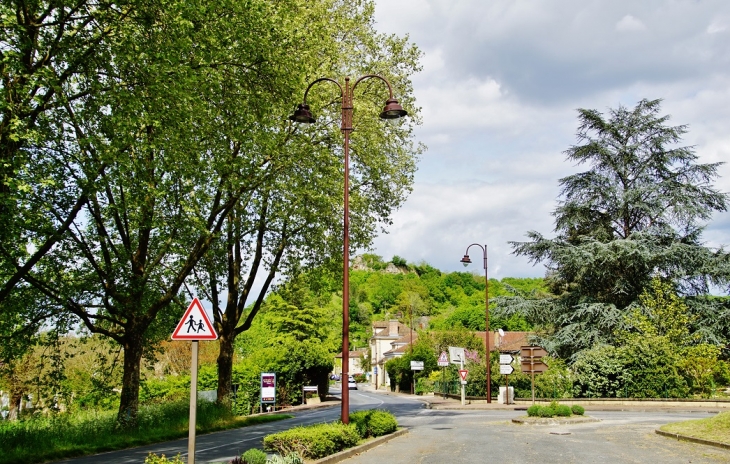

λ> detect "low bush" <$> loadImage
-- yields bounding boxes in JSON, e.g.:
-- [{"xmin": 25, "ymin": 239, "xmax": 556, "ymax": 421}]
[
  {"xmin": 144, "ymin": 453, "xmax": 185, "ymax": 463},
  {"xmin": 349, "ymin": 409, "xmax": 397, "ymax": 438},
  {"xmin": 537, "ymin": 407, "xmax": 556, "ymax": 418},
  {"xmin": 556, "ymin": 405, "xmax": 572, "ymax": 417},
  {"xmin": 571, "ymin": 405, "xmax": 585, "ymax": 415},
  {"xmin": 240, "ymin": 448, "xmax": 267, "ymax": 464},
  {"xmin": 526, "ymin": 405, "xmax": 540, "ymax": 417},
  {"xmin": 263, "ymin": 422, "xmax": 360, "ymax": 460},
  {"xmin": 267, "ymin": 453, "xmax": 304, "ymax": 464}
]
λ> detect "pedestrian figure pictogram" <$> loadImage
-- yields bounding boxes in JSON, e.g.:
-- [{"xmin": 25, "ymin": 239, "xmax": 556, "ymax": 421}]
[{"xmin": 171, "ymin": 298, "xmax": 218, "ymax": 340}]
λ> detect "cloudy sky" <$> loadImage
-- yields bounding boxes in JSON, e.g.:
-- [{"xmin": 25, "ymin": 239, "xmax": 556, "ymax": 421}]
[{"xmin": 367, "ymin": 0, "xmax": 730, "ymax": 279}]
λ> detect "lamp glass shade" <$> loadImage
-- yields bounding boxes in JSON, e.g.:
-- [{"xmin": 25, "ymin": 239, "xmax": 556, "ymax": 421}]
[
  {"xmin": 289, "ymin": 103, "xmax": 315, "ymax": 123},
  {"xmin": 460, "ymin": 255, "xmax": 471, "ymax": 267},
  {"xmin": 379, "ymin": 99, "xmax": 407, "ymax": 119}
]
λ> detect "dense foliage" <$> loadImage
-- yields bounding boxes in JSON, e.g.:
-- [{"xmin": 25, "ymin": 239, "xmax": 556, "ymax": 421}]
[
  {"xmin": 505, "ymin": 99, "xmax": 730, "ymax": 359},
  {"xmin": 0, "ymin": 0, "xmax": 422, "ymax": 426}
]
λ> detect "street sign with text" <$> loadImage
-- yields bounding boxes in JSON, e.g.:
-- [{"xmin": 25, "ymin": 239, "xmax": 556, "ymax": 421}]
[
  {"xmin": 499, "ymin": 354, "xmax": 513, "ymax": 364},
  {"xmin": 500, "ymin": 364, "xmax": 514, "ymax": 375}
]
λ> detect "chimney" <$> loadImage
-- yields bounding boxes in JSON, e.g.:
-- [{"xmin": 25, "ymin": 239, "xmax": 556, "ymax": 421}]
[{"xmin": 389, "ymin": 319, "xmax": 399, "ymax": 336}]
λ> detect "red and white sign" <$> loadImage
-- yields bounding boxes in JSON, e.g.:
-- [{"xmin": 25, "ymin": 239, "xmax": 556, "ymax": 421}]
[
  {"xmin": 171, "ymin": 297, "xmax": 218, "ymax": 340},
  {"xmin": 438, "ymin": 351, "xmax": 449, "ymax": 367},
  {"xmin": 459, "ymin": 369, "xmax": 468, "ymax": 382}
]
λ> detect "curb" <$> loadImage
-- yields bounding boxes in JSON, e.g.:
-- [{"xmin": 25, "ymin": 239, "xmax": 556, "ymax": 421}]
[
  {"xmin": 655, "ymin": 429, "xmax": 730, "ymax": 451},
  {"xmin": 310, "ymin": 429, "xmax": 409, "ymax": 464}
]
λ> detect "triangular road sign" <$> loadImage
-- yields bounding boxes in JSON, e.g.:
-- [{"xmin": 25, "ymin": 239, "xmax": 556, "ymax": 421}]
[
  {"xmin": 171, "ymin": 297, "xmax": 218, "ymax": 340},
  {"xmin": 438, "ymin": 351, "xmax": 449, "ymax": 366},
  {"xmin": 459, "ymin": 369, "xmax": 468, "ymax": 382}
]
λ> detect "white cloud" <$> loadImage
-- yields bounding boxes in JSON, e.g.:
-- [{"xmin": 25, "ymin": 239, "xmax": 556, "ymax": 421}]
[
  {"xmin": 707, "ymin": 18, "xmax": 728, "ymax": 34},
  {"xmin": 615, "ymin": 14, "xmax": 647, "ymax": 31},
  {"xmin": 371, "ymin": 0, "xmax": 730, "ymax": 278}
]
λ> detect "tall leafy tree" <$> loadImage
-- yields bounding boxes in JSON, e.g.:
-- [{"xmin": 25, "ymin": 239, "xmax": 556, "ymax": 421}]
[
  {"xmin": 506, "ymin": 99, "xmax": 730, "ymax": 358},
  {"xmin": 191, "ymin": 0, "xmax": 423, "ymax": 402},
  {"xmin": 5, "ymin": 0, "xmax": 311, "ymax": 426}
]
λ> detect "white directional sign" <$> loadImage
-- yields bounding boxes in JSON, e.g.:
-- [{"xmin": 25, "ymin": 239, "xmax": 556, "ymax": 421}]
[
  {"xmin": 171, "ymin": 297, "xmax": 218, "ymax": 340},
  {"xmin": 411, "ymin": 360, "xmax": 424, "ymax": 370},
  {"xmin": 499, "ymin": 354, "xmax": 513, "ymax": 365},
  {"xmin": 500, "ymin": 364, "xmax": 514, "ymax": 375},
  {"xmin": 438, "ymin": 351, "xmax": 449, "ymax": 367}
]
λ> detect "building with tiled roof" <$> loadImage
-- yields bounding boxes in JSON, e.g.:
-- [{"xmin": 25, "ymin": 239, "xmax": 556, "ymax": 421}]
[{"xmin": 368, "ymin": 320, "xmax": 533, "ymax": 389}]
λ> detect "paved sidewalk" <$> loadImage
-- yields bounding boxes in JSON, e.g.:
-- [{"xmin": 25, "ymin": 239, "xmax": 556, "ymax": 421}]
[{"xmin": 357, "ymin": 382, "xmax": 730, "ymax": 413}]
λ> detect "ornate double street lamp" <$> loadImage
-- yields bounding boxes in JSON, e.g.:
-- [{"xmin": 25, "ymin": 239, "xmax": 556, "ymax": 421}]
[
  {"xmin": 460, "ymin": 244, "xmax": 491, "ymax": 403},
  {"xmin": 290, "ymin": 75, "xmax": 407, "ymax": 423}
]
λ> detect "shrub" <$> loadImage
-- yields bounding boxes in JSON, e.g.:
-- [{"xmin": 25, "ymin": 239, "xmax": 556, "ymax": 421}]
[
  {"xmin": 556, "ymin": 405, "xmax": 572, "ymax": 417},
  {"xmin": 263, "ymin": 422, "xmax": 360, "ymax": 459},
  {"xmin": 571, "ymin": 405, "xmax": 585, "ymax": 415},
  {"xmin": 349, "ymin": 409, "xmax": 397, "ymax": 438},
  {"xmin": 267, "ymin": 453, "xmax": 304, "ymax": 464},
  {"xmin": 145, "ymin": 453, "xmax": 185, "ymax": 463},
  {"xmin": 239, "ymin": 448, "xmax": 267, "ymax": 464},
  {"xmin": 527, "ymin": 405, "xmax": 540, "ymax": 417},
  {"xmin": 537, "ymin": 407, "xmax": 556, "ymax": 418}
]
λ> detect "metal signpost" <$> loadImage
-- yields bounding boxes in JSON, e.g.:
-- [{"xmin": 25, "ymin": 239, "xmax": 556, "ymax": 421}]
[
  {"xmin": 458, "ymin": 369, "xmax": 468, "ymax": 405},
  {"xmin": 499, "ymin": 353, "xmax": 514, "ymax": 404},
  {"xmin": 520, "ymin": 346, "xmax": 548, "ymax": 404},
  {"xmin": 171, "ymin": 298, "xmax": 218, "ymax": 464},
  {"xmin": 438, "ymin": 351, "xmax": 449, "ymax": 398},
  {"xmin": 411, "ymin": 360, "xmax": 424, "ymax": 394}
]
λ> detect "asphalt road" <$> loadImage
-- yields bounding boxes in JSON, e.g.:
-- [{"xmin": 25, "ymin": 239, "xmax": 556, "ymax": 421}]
[
  {"xmin": 51, "ymin": 386, "xmax": 730, "ymax": 464},
  {"xmin": 51, "ymin": 386, "xmax": 424, "ymax": 464},
  {"xmin": 343, "ymin": 407, "xmax": 730, "ymax": 464}
]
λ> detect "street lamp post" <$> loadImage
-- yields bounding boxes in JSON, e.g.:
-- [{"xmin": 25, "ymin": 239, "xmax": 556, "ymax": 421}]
[
  {"xmin": 290, "ymin": 75, "xmax": 407, "ymax": 423},
  {"xmin": 460, "ymin": 244, "xmax": 491, "ymax": 403}
]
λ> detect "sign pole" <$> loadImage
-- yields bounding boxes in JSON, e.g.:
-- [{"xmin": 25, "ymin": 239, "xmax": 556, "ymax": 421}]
[
  {"xmin": 531, "ymin": 371, "xmax": 535, "ymax": 405},
  {"xmin": 188, "ymin": 340, "xmax": 199, "ymax": 464},
  {"xmin": 460, "ymin": 358, "xmax": 465, "ymax": 406}
]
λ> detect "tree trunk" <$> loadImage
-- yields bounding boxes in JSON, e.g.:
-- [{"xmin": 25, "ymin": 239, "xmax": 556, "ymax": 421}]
[
  {"xmin": 216, "ymin": 330, "xmax": 235, "ymax": 403},
  {"xmin": 117, "ymin": 334, "xmax": 144, "ymax": 427},
  {"xmin": 8, "ymin": 390, "xmax": 22, "ymax": 420}
]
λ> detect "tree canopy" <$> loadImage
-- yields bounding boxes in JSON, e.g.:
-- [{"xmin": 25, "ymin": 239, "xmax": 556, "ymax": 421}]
[{"xmin": 505, "ymin": 99, "xmax": 730, "ymax": 359}]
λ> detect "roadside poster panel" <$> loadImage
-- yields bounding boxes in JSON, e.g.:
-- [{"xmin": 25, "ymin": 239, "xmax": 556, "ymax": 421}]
[{"xmin": 261, "ymin": 373, "xmax": 276, "ymax": 404}]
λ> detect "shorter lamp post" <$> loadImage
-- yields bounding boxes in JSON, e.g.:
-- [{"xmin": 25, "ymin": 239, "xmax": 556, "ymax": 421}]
[{"xmin": 460, "ymin": 244, "xmax": 491, "ymax": 403}]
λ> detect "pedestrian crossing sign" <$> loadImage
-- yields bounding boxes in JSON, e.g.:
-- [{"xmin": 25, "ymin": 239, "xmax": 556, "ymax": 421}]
[{"xmin": 171, "ymin": 297, "xmax": 218, "ymax": 340}]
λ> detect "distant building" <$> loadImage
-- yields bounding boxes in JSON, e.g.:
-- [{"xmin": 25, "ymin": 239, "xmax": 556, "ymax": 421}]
[
  {"xmin": 334, "ymin": 348, "xmax": 368, "ymax": 377},
  {"xmin": 368, "ymin": 319, "xmax": 532, "ymax": 388}
]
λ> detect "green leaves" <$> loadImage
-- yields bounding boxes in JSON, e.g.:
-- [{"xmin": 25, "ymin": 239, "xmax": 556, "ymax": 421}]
[{"xmin": 509, "ymin": 99, "xmax": 730, "ymax": 359}]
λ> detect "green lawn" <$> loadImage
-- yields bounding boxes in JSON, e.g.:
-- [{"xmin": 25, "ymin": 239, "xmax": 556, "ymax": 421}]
[
  {"xmin": 0, "ymin": 402, "xmax": 292, "ymax": 464},
  {"xmin": 659, "ymin": 411, "xmax": 730, "ymax": 444}
]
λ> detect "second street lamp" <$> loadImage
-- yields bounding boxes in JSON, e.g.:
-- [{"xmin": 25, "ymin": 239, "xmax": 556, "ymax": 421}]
[
  {"xmin": 460, "ymin": 244, "xmax": 491, "ymax": 403},
  {"xmin": 290, "ymin": 75, "xmax": 407, "ymax": 423}
]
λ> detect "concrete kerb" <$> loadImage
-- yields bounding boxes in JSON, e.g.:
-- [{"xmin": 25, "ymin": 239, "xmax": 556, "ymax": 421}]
[
  {"xmin": 655, "ymin": 429, "xmax": 730, "ymax": 451},
  {"xmin": 310, "ymin": 429, "xmax": 409, "ymax": 464}
]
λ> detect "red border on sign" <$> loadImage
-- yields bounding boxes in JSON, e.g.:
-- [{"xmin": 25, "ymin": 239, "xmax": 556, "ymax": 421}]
[
  {"xmin": 171, "ymin": 297, "xmax": 218, "ymax": 340},
  {"xmin": 459, "ymin": 369, "xmax": 468, "ymax": 381}
]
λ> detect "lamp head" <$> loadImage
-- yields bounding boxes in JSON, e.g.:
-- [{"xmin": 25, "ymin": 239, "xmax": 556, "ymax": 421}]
[
  {"xmin": 289, "ymin": 103, "xmax": 315, "ymax": 123},
  {"xmin": 460, "ymin": 255, "xmax": 471, "ymax": 267},
  {"xmin": 379, "ymin": 98, "xmax": 408, "ymax": 119}
]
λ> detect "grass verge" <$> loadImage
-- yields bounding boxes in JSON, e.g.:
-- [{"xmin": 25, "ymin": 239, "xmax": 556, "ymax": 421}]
[
  {"xmin": 0, "ymin": 401, "xmax": 292, "ymax": 464},
  {"xmin": 659, "ymin": 411, "xmax": 730, "ymax": 444}
]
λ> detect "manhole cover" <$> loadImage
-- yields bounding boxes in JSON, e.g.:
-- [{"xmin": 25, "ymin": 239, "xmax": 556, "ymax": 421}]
[{"xmin": 550, "ymin": 431, "xmax": 571, "ymax": 435}]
